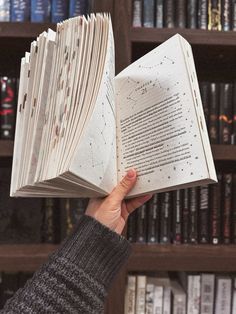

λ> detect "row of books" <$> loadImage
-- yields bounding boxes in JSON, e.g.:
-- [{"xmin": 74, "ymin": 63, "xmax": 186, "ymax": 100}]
[
  {"xmin": 133, "ymin": 0, "xmax": 236, "ymax": 31},
  {"xmin": 200, "ymin": 82, "xmax": 236, "ymax": 145},
  {"xmin": 0, "ymin": 272, "xmax": 33, "ymax": 309},
  {"xmin": 0, "ymin": 167, "xmax": 87, "ymax": 243},
  {"xmin": 125, "ymin": 272, "xmax": 236, "ymax": 314},
  {"xmin": 0, "ymin": 0, "xmax": 91, "ymax": 23},
  {"xmin": 127, "ymin": 172, "xmax": 236, "ymax": 245}
]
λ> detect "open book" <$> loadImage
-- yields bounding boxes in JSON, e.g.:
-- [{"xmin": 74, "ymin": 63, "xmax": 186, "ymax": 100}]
[{"xmin": 11, "ymin": 13, "xmax": 217, "ymax": 198}]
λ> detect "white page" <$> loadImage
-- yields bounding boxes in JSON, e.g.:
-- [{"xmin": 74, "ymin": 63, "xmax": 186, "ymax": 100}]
[
  {"xmin": 115, "ymin": 34, "xmax": 216, "ymax": 197},
  {"xmin": 69, "ymin": 17, "xmax": 116, "ymax": 193}
]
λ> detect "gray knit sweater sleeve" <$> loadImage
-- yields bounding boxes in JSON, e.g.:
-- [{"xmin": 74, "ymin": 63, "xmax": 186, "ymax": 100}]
[{"xmin": 1, "ymin": 215, "xmax": 131, "ymax": 314}]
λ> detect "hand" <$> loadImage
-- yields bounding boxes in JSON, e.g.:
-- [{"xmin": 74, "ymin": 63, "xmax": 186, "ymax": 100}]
[{"xmin": 85, "ymin": 169, "xmax": 152, "ymax": 234}]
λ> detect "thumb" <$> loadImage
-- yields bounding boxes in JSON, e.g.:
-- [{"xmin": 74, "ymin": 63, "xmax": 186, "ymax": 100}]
[{"xmin": 110, "ymin": 169, "xmax": 137, "ymax": 201}]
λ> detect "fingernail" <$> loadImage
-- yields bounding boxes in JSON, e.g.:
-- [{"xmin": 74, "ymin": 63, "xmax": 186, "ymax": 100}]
[{"xmin": 127, "ymin": 169, "xmax": 136, "ymax": 179}]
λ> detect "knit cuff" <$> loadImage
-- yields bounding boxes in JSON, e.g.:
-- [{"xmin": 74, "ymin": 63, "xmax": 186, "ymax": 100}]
[{"xmin": 55, "ymin": 215, "xmax": 131, "ymax": 289}]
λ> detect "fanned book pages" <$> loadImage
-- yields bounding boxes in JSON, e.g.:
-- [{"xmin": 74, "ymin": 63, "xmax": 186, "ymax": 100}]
[{"xmin": 11, "ymin": 14, "xmax": 217, "ymax": 198}]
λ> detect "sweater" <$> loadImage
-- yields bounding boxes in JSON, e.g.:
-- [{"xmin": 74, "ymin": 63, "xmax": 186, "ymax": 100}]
[{"xmin": 1, "ymin": 215, "xmax": 131, "ymax": 313}]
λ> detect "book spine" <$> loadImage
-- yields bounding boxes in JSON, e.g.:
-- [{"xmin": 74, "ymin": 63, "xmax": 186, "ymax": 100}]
[
  {"xmin": 124, "ymin": 275, "xmax": 136, "ymax": 314},
  {"xmin": 232, "ymin": 278, "xmax": 236, "ymax": 314},
  {"xmin": 160, "ymin": 192, "xmax": 171, "ymax": 244},
  {"xmin": 182, "ymin": 188, "xmax": 189, "ymax": 244},
  {"xmin": 199, "ymin": 81, "xmax": 210, "ymax": 128},
  {"xmin": 136, "ymin": 275, "xmax": 146, "ymax": 314},
  {"xmin": 132, "ymin": 0, "xmax": 142, "ymax": 27},
  {"xmin": 145, "ymin": 283, "xmax": 155, "ymax": 314},
  {"xmin": 0, "ymin": 0, "xmax": 10, "ymax": 21},
  {"xmin": 187, "ymin": 275, "xmax": 201, "ymax": 314},
  {"xmin": 176, "ymin": 0, "xmax": 186, "ymax": 28},
  {"xmin": 187, "ymin": 0, "xmax": 198, "ymax": 29},
  {"xmin": 219, "ymin": 83, "xmax": 233, "ymax": 144},
  {"xmin": 222, "ymin": 173, "xmax": 232, "ymax": 244},
  {"xmin": 127, "ymin": 211, "xmax": 137, "ymax": 243},
  {"xmin": 221, "ymin": 0, "xmax": 231, "ymax": 31},
  {"xmin": 210, "ymin": 173, "xmax": 222, "ymax": 244},
  {"xmin": 215, "ymin": 277, "xmax": 232, "ymax": 314},
  {"xmin": 200, "ymin": 274, "xmax": 215, "ymax": 314},
  {"xmin": 164, "ymin": 0, "xmax": 175, "ymax": 28},
  {"xmin": 232, "ymin": 174, "xmax": 236, "ymax": 243},
  {"xmin": 147, "ymin": 194, "xmax": 159, "ymax": 243},
  {"xmin": 155, "ymin": 0, "xmax": 163, "ymax": 28},
  {"xmin": 153, "ymin": 286, "xmax": 164, "ymax": 314},
  {"xmin": 31, "ymin": 0, "xmax": 50, "ymax": 22},
  {"xmin": 199, "ymin": 185, "xmax": 210, "ymax": 244},
  {"xmin": 189, "ymin": 187, "xmax": 198, "ymax": 244},
  {"xmin": 10, "ymin": 0, "xmax": 30, "ymax": 21},
  {"xmin": 231, "ymin": 83, "xmax": 236, "ymax": 144},
  {"xmin": 136, "ymin": 204, "xmax": 147, "ymax": 243},
  {"xmin": 41, "ymin": 198, "xmax": 56, "ymax": 243},
  {"xmin": 51, "ymin": 0, "xmax": 68, "ymax": 23},
  {"xmin": 163, "ymin": 286, "xmax": 171, "ymax": 314},
  {"xmin": 208, "ymin": 0, "xmax": 222, "ymax": 30},
  {"xmin": 172, "ymin": 190, "xmax": 182, "ymax": 244},
  {"xmin": 0, "ymin": 77, "xmax": 16, "ymax": 140},
  {"xmin": 143, "ymin": 0, "xmax": 154, "ymax": 27},
  {"xmin": 69, "ymin": 0, "xmax": 88, "ymax": 18},
  {"xmin": 232, "ymin": 1, "xmax": 236, "ymax": 31},
  {"xmin": 198, "ymin": 0, "xmax": 208, "ymax": 29},
  {"xmin": 209, "ymin": 83, "xmax": 219, "ymax": 144}
]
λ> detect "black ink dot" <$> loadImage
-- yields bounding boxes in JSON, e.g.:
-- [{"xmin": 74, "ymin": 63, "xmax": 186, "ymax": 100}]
[
  {"xmin": 194, "ymin": 134, "xmax": 197, "ymax": 137},
  {"xmin": 160, "ymin": 169, "xmax": 162, "ymax": 171},
  {"xmin": 190, "ymin": 144, "xmax": 193, "ymax": 146},
  {"xmin": 168, "ymin": 176, "xmax": 170, "ymax": 179},
  {"xmin": 173, "ymin": 167, "xmax": 176, "ymax": 170},
  {"xmin": 181, "ymin": 169, "xmax": 183, "ymax": 171},
  {"xmin": 190, "ymin": 173, "xmax": 193, "ymax": 175},
  {"xmin": 195, "ymin": 156, "xmax": 198, "ymax": 159},
  {"xmin": 100, "ymin": 176, "xmax": 102, "ymax": 180},
  {"xmin": 148, "ymin": 180, "xmax": 150, "ymax": 183},
  {"xmin": 90, "ymin": 143, "xmax": 92, "ymax": 146}
]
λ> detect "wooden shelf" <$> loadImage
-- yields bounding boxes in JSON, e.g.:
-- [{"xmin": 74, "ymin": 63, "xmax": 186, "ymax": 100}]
[
  {"xmin": 130, "ymin": 28, "xmax": 236, "ymax": 46},
  {"xmin": 0, "ymin": 140, "xmax": 14, "ymax": 157},
  {"xmin": 128, "ymin": 244, "xmax": 236, "ymax": 272},
  {"xmin": 0, "ymin": 244, "xmax": 58, "ymax": 272},
  {"xmin": 0, "ymin": 22, "xmax": 56, "ymax": 38}
]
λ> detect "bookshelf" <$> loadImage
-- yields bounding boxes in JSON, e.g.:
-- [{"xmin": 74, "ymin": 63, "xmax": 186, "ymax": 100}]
[{"xmin": 1, "ymin": 0, "xmax": 236, "ymax": 313}]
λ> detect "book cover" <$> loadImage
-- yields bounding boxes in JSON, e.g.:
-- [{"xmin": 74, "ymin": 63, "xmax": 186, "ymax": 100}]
[
  {"xmin": 187, "ymin": 0, "xmax": 198, "ymax": 29},
  {"xmin": 155, "ymin": 0, "xmax": 163, "ymax": 28},
  {"xmin": 0, "ymin": 0, "xmax": 10, "ymax": 21},
  {"xmin": 127, "ymin": 211, "xmax": 137, "ymax": 243},
  {"xmin": 0, "ymin": 77, "xmax": 16, "ymax": 140},
  {"xmin": 172, "ymin": 190, "xmax": 182, "ymax": 244},
  {"xmin": 209, "ymin": 83, "xmax": 219, "ymax": 144},
  {"xmin": 221, "ymin": 0, "xmax": 231, "ymax": 31},
  {"xmin": 199, "ymin": 185, "xmax": 209, "ymax": 244},
  {"xmin": 176, "ymin": 0, "xmax": 186, "ymax": 28},
  {"xmin": 147, "ymin": 194, "xmax": 159, "ymax": 243},
  {"xmin": 219, "ymin": 83, "xmax": 233, "ymax": 144},
  {"xmin": 200, "ymin": 274, "xmax": 215, "ymax": 314},
  {"xmin": 124, "ymin": 275, "xmax": 136, "ymax": 314},
  {"xmin": 210, "ymin": 173, "xmax": 222, "ymax": 244},
  {"xmin": 208, "ymin": 0, "xmax": 222, "ymax": 30},
  {"xmin": 132, "ymin": 0, "xmax": 142, "ymax": 27},
  {"xmin": 215, "ymin": 276, "xmax": 232, "ymax": 314},
  {"xmin": 160, "ymin": 192, "xmax": 171, "ymax": 244},
  {"xmin": 233, "ymin": 0, "xmax": 236, "ymax": 31},
  {"xmin": 164, "ymin": 0, "xmax": 175, "ymax": 28},
  {"xmin": 182, "ymin": 188, "xmax": 189, "ymax": 244},
  {"xmin": 199, "ymin": 81, "xmax": 209, "ymax": 127},
  {"xmin": 11, "ymin": 0, "xmax": 30, "ymax": 22},
  {"xmin": 189, "ymin": 187, "xmax": 198, "ymax": 244},
  {"xmin": 31, "ymin": 0, "xmax": 50, "ymax": 22},
  {"xmin": 222, "ymin": 173, "xmax": 232, "ymax": 244},
  {"xmin": 69, "ymin": 0, "xmax": 88, "ymax": 17},
  {"xmin": 136, "ymin": 204, "xmax": 147, "ymax": 243},
  {"xmin": 198, "ymin": 0, "xmax": 208, "ymax": 29},
  {"xmin": 143, "ymin": 0, "xmax": 154, "ymax": 28},
  {"xmin": 51, "ymin": 0, "xmax": 68, "ymax": 23}
]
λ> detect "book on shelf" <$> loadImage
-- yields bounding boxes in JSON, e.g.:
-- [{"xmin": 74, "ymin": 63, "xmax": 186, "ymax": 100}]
[
  {"xmin": 31, "ymin": 0, "xmax": 51, "ymax": 22},
  {"xmin": 11, "ymin": 14, "xmax": 217, "ymax": 199},
  {"xmin": 11, "ymin": 0, "xmax": 30, "ymax": 22}
]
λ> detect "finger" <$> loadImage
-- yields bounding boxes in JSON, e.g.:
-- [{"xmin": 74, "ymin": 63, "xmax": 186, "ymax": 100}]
[
  {"xmin": 109, "ymin": 169, "xmax": 137, "ymax": 202},
  {"xmin": 126, "ymin": 194, "xmax": 153, "ymax": 215}
]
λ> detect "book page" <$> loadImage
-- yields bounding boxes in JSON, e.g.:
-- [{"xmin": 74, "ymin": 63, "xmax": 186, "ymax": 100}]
[{"xmin": 115, "ymin": 34, "xmax": 216, "ymax": 197}]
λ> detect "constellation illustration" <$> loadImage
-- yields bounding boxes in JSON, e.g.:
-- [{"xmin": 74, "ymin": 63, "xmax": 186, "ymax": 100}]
[{"xmin": 138, "ymin": 56, "xmax": 175, "ymax": 70}]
